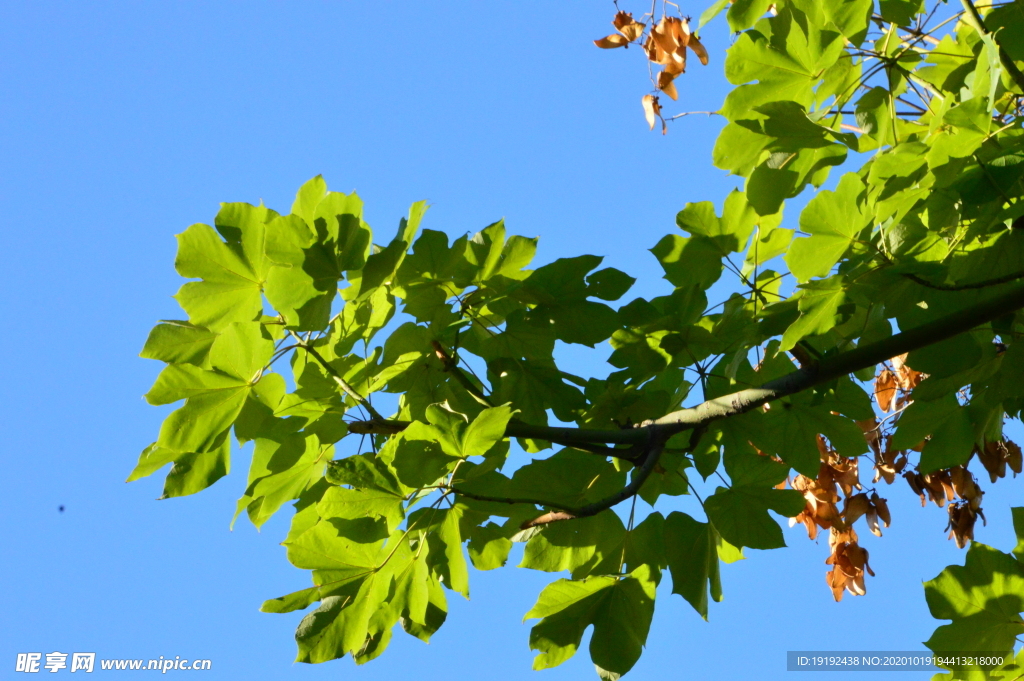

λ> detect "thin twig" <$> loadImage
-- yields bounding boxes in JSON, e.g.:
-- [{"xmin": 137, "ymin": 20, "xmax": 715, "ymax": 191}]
[
  {"xmin": 960, "ymin": 0, "xmax": 1024, "ymax": 93},
  {"xmin": 289, "ymin": 331, "xmax": 385, "ymax": 421}
]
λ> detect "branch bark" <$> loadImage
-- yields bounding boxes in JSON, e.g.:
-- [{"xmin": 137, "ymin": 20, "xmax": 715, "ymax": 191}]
[
  {"xmin": 351, "ymin": 282, "xmax": 1024, "ymax": 444},
  {"xmin": 649, "ymin": 281, "xmax": 1024, "ymax": 432}
]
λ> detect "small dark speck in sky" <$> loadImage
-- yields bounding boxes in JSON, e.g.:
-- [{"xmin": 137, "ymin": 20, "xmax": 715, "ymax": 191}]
[{"xmin": 58, "ymin": 505, "xmax": 65, "ymax": 513}]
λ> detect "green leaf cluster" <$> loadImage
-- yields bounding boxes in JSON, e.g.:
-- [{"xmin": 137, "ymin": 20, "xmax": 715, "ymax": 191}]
[
  {"xmin": 134, "ymin": 0, "xmax": 1024, "ymax": 675},
  {"xmin": 925, "ymin": 508, "xmax": 1024, "ymax": 680}
]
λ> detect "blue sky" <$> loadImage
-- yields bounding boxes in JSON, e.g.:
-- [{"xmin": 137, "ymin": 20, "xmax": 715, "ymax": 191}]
[{"xmin": 2, "ymin": 2, "xmax": 1021, "ymax": 680}]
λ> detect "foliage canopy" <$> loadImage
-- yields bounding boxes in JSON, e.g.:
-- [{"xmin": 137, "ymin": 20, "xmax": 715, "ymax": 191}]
[{"xmin": 137, "ymin": 0, "xmax": 1024, "ymax": 677}]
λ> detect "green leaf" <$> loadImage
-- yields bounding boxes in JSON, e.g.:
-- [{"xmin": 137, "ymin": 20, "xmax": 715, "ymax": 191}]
[
  {"xmin": 346, "ymin": 201, "xmax": 425, "ymax": 302},
  {"xmin": 466, "ymin": 220, "xmax": 507, "ymax": 283},
  {"xmin": 284, "ymin": 518, "xmax": 383, "ymax": 573},
  {"xmin": 586, "ymin": 267, "xmax": 636, "ymax": 302},
  {"xmin": 208, "ymin": 321, "xmax": 275, "ymax": 381},
  {"xmin": 294, "ymin": 575, "xmax": 391, "ymax": 663},
  {"xmin": 664, "ymin": 512, "xmax": 724, "ymax": 620},
  {"xmin": 545, "ymin": 300, "xmax": 620, "ymax": 347},
  {"xmin": 425, "ymin": 403, "xmax": 513, "ymax": 460},
  {"xmin": 622, "ymin": 512, "xmax": 668, "ymax": 577},
  {"xmin": 925, "ymin": 543, "xmax": 1024, "ymax": 657},
  {"xmin": 290, "ymin": 175, "xmax": 327, "ymax": 224},
  {"xmin": 380, "ymin": 433, "xmax": 458, "ymax": 489},
  {"xmin": 760, "ymin": 402, "xmax": 868, "ymax": 476},
  {"xmin": 520, "ymin": 511, "xmax": 626, "ymax": 576},
  {"xmin": 779, "ymin": 276, "xmax": 850, "ymax": 351},
  {"xmin": 891, "ymin": 395, "xmax": 959, "ymax": 450},
  {"xmin": 822, "ymin": 0, "xmax": 872, "ymax": 42},
  {"xmin": 650, "ymin": 235, "xmax": 725, "ymax": 291},
  {"xmin": 400, "ymin": 569, "xmax": 448, "ymax": 643},
  {"xmin": 704, "ymin": 486, "xmax": 805, "ymax": 550},
  {"xmin": 263, "ymin": 213, "xmax": 339, "ymax": 331},
  {"xmin": 919, "ymin": 411, "xmax": 976, "ymax": 473},
  {"xmin": 140, "ymin": 321, "xmax": 217, "ymax": 367},
  {"xmin": 718, "ymin": 416, "xmax": 789, "ymax": 487},
  {"xmin": 854, "ymin": 86, "xmax": 893, "ymax": 145},
  {"xmin": 317, "ymin": 486, "xmax": 405, "ymax": 534},
  {"xmin": 721, "ymin": 6, "xmax": 845, "ymax": 129},
  {"xmin": 879, "ymin": 0, "xmax": 923, "ymax": 27},
  {"xmin": 524, "ymin": 564, "xmax": 657, "ymax": 677},
  {"xmin": 727, "ymin": 0, "xmax": 773, "ymax": 32},
  {"xmin": 127, "ymin": 443, "xmax": 179, "ymax": 483},
  {"xmin": 160, "ymin": 438, "xmax": 231, "ymax": 498},
  {"xmin": 430, "ymin": 507, "xmax": 470, "ymax": 597},
  {"xmin": 489, "ymin": 359, "xmax": 586, "ymax": 425},
  {"xmin": 786, "ymin": 173, "xmax": 868, "ymax": 282},
  {"xmin": 312, "ymin": 191, "xmax": 373, "ymax": 273},
  {"xmin": 676, "ymin": 190, "xmax": 757, "ymax": 251},
  {"xmin": 155, "ymin": 378, "xmax": 248, "ymax": 453},
  {"xmin": 462, "ymin": 310, "xmax": 555, "ymax": 362},
  {"xmin": 234, "ymin": 430, "xmax": 330, "ymax": 528},
  {"xmin": 1013, "ymin": 507, "xmax": 1024, "ymax": 565},
  {"xmin": 907, "ymin": 332, "xmax": 987, "ymax": 380},
  {"xmin": 637, "ymin": 448, "xmax": 691, "ymax": 506},
  {"xmin": 146, "ymin": 322, "xmax": 275, "ymax": 455},
  {"xmin": 260, "ymin": 585, "xmax": 322, "ymax": 615},
  {"xmin": 468, "ymin": 523, "xmax": 514, "ymax": 571},
  {"xmin": 173, "ymin": 222, "xmax": 265, "ymax": 331},
  {"xmin": 698, "ymin": 0, "xmax": 729, "ymax": 30},
  {"xmin": 509, "ymin": 451, "xmax": 625, "ymax": 506},
  {"xmin": 325, "ymin": 453, "xmax": 406, "ymax": 497},
  {"xmin": 890, "ymin": 395, "xmax": 975, "ymax": 472}
]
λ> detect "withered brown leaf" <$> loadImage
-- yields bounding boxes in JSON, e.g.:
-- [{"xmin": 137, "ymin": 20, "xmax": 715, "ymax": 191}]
[
  {"xmin": 612, "ymin": 11, "xmax": 646, "ymax": 41},
  {"xmin": 657, "ymin": 70, "xmax": 679, "ymax": 100},
  {"xmin": 874, "ymin": 368, "xmax": 897, "ymax": 412},
  {"xmin": 641, "ymin": 94, "xmax": 666, "ymax": 133},
  {"xmin": 688, "ymin": 34, "xmax": 709, "ymax": 65},
  {"xmin": 594, "ymin": 34, "xmax": 630, "ymax": 49}
]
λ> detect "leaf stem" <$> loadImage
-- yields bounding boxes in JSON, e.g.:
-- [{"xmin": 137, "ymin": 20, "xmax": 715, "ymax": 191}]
[
  {"xmin": 290, "ymin": 331, "xmax": 386, "ymax": 421},
  {"xmin": 431, "ymin": 340, "xmax": 494, "ymax": 408}
]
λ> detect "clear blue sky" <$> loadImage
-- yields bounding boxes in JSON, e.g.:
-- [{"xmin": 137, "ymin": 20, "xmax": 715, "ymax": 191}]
[{"xmin": 2, "ymin": 2, "xmax": 1021, "ymax": 679}]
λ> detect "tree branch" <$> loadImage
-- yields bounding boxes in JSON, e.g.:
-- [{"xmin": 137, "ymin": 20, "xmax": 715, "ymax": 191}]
[
  {"xmin": 350, "ymin": 417, "xmax": 650, "ymax": 445},
  {"xmin": 351, "ymin": 284, "xmax": 1024, "ymax": 448},
  {"xmin": 960, "ymin": 0, "xmax": 1024, "ymax": 93},
  {"xmin": 448, "ymin": 487, "xmax": 575, "ymax": 511},
  {"xmin": 649, "ymin": 282, "xmax": 1024, "ymax": 432},
  {"xmin": 906, "ymin": 269, "xmax": 1024, "ymax": 291},
  {"xmin": 431, "ymin": 340, "xmax": 494, "ymax": 408},
  {"xmin": 290, "ymin": 332, "xmax": 385, "ymax": 421},
  {"xmin": 874, "ymin": 246, "xmax": 1024, "ymax": 291},
  {"xmin": 450, "ymin": 426, "xmax": 698, "ymax": 529}
]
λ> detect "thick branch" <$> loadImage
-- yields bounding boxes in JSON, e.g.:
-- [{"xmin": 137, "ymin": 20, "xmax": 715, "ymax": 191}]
[
  {"xmin": 351, "ymin": 282, "xmax": 1024, "ymax": 444},
  {"xmin": 350, "ymin": 417, "xmax": 648, "ymax": 446},
  {"xmin": 900, "ymin": 269, "xmax": 1024, "ymax": 291},
  {"xmin": 650, "ymin": 282, "xmax": 1024, "ymax": 432},
  {"xmin": 960, "ymin": 0, "xmax": 1024, "ymax": 93}
]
